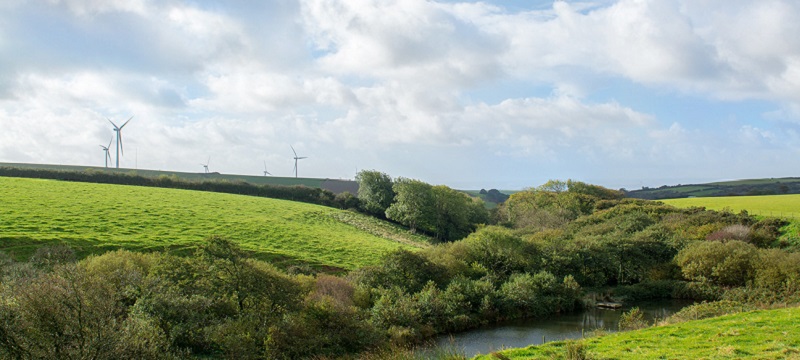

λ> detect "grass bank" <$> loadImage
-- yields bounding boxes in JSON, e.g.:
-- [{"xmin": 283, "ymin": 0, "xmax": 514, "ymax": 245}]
[
  {"xmin": 0, "ymin": 176, "xmax": 428, "ymax": 270},
  {"xmin": 475, "ymin": 306, "xmax": 800, "ymax": 359}
]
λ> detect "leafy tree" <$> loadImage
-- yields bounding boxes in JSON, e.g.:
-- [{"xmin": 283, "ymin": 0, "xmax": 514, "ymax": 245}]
[
  {"xmin": 385, "ymin": 178, "xmax": 434, "ymax": 234},
  {"xmin": 566, "ymin": 179, "xmax": 624, "ymax": 200},
  {"xmin": 537, "ymin": 179, "xmax": 568, "ymax": 193},
  {"xmin": 430, "ymin": 185, "xmax": 489, "ymax": 241},
  {"xmin": 355, "ymin": 170, "xmax": 394, "ymax": 216}
]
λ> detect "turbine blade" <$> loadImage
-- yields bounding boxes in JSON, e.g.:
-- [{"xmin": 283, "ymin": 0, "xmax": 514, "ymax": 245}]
[
  {"xmin": 120, "ymin": 116, "xmax": 133, "ymax": 129},
  {"xmin": 291, "ymin": 145, "xmax": 297, "ymax": 157},
  {"xmin": 107, "ymin": 118, "xmax": 118, "ymax": 129},
  {"xmin": 107, "ymin": 137, "xmax": 113, "ymax": 148},
  {"xmin": 119, "ymin": 134, "xmax": 124, "ymax": 156}
]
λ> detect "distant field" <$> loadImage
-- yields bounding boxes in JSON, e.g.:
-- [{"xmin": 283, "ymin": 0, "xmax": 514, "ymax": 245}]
[
  {"xmin": 626, "ymin": 177, "xmax": 800, "ymax": 199},
  {"xmin": 661, "ymin": 194, "xmax": 800, "ymax": 219},
  {"xmin": 475, "ymin": 307, "xmax": 800, "ymax": 359},
  {"xmin": 0, "ymin": 177, "xmax": 427, "ymax": 270},
  {"xmin": 0, "ymin": 162, "xmax": 358, "ymax": 194}
]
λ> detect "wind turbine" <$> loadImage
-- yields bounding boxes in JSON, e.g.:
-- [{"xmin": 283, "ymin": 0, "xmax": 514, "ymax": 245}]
[
  {"xmin": 263, "ymin": 161, "xmax": 271, "ymax": 176},
  {"xmin": 99, "ymin": 138, "xmax": 112, "ymax": 168},
  {"xmin": 108, "ymin": 116, "xmax": 133, "ymax": 169},
  {"xmin": 201, "ymin": 156, "xmax": 210, "ymax": 174},
  {"xmin": 291, "ymin": 145, "xmax": 307, "ymax": 178}
]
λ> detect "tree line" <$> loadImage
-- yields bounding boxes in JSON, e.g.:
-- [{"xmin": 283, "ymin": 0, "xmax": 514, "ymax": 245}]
[{"xmin": 355, "ymin": 170, "xmax": 489, "ymax": 242}]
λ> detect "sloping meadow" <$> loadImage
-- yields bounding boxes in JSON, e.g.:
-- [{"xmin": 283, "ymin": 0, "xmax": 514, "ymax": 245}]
[{"xmin": 0, "ymin": 176, "xmax": 427, "ymax": 270}]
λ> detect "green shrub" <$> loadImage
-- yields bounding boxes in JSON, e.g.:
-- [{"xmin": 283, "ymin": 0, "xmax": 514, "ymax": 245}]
[
  {"xmin": 753, "ymin": 249, "xmax": 800, "ymax": 291},
  {"xmin": 564, "ymin": 340, "xmax": 591, "ymax": 360},
  {"xmin": 675, "ymin": 240, "xmax": 758, "ymax": 286},
  {"xmin": 614, "ymin": 280, "xmax": 679, "ymax": 301},
  {"xmin": 29, "ymin": 244, "xmax": 76, "ymax": 270},
  {"xmin": 661, "ymin": 300, "xmax": 752, "ymax": 325},
  {"xmin": 618, "ymin": 307, "xmax": 648, "ymax": 330},
  {"xmin": 265, "ymin": 298, "xmax": 381, "ymax": 359}
]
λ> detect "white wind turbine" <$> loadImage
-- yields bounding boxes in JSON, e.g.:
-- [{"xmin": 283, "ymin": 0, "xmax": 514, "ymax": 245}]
[
  {"xmin": 291, "ymin": 146, "xmax": 307, "ymax": 178},
  {"xmin": 108, "ymin": 116, "xmax": 133, "ymax": 169},
  {"xmin": 99, "ymin": 138, "xmax": 112, "ymax": 168}
]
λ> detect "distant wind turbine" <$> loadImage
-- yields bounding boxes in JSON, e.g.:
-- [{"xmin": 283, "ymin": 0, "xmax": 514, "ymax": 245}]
[
  {"xmin": 263, "ymin": 161, "xmax": 271, "ymax": 176},
  {"xmin": 201, "ymin": 156, "xmax": 210, "ymax": 174},
  {"xmin": 107, "ymin": 116, "xmax": 133, "ymax": 169},
  {"xmin": 99, "ymin": 138, "xmax": 112, "ymax": 168},
  {"xmin": 291, "ymin": 145, "xmax": 307, "ymax": 178}
]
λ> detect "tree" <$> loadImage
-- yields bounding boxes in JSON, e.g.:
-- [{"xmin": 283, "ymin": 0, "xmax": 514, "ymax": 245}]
[
  {"xmin": 385, "ymin": 178, "xmax": 434, "ymax": 234},
  {"xmin": 537, "ymin": 179, "xmax": 568, "ymax": 193},
  {"xmin": 566, "ymin": 179, "xmax": 624, "ymax": 200},
  {"xmin": 355, "ymin": 170, "xmax": 395, "ymax": 216}
]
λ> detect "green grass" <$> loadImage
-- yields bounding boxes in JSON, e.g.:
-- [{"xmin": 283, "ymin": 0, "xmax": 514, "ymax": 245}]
[
  {"xmin": 474, "ymin": 306, "xmax": 800, "ymax": 359},
  {"xmin": 0, "ymin": 177, "xmax": 428, "ymax": 270},
  {"xmin": 660, "ymin": 194, "xmax": 800, "ymax": 219}
]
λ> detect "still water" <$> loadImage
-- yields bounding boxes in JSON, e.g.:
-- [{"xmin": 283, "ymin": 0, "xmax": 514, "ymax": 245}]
[{"xmin": 433, "ymin": 300, "xmax": 694, "ymax": 358}]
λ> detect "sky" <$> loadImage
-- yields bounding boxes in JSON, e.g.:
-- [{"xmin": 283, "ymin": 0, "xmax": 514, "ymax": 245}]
[{"xmin": 1, "ymin": 0, "xmax": 799, "ymax": 190}]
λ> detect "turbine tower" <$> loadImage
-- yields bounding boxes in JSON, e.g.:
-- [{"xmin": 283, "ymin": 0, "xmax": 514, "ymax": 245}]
[
  {"xmin": 201, "ymin": 156, "xmax": 210, "ymax": 174},
  {"xmin": 263, "ymin": 161, "xmax": 271, "ymax": 176},
  {"xmin": 108, "ymin": 116, "xmax": 133, "ymax": 169},
  {"xmin": 99, "ymin": 138, "xmax": 112, "ymax": 168},
  {"xmin": 291, "ymin": 145, "xmax": 307, "ymax": 178}
]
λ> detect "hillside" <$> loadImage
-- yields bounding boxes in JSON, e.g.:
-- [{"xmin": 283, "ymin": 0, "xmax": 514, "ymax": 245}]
[
  {"xmin": 0, "ymin": 162, "xmax": 359, "ymax": 194},
  {"xmin": 626, "ymin": 177, "xmax": 800, "ymax": 200},
  {"xmin": 0, "ymin": 176, "xmax": 429, "ymax": 270},
  {"xmin": 474, "ymin": 306, "xmax": 800, "ymax": 359}
]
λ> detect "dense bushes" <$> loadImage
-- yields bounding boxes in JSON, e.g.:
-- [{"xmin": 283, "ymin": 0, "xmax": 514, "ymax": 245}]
[{"xmin": 0, "ymin": 235, "xmax": 582, "ymax": 359}]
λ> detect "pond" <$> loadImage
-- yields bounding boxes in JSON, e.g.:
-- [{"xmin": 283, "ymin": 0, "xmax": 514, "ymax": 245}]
[{"xmin": 432, "ymin": 299, "xmax": 695, "ymax": 358}]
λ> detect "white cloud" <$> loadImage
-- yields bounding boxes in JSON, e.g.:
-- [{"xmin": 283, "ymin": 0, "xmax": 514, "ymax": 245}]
[
  {"xmin": 3, "ymin": 0, "xmax": 800, "ymax": 188},
  {"xmin": 301, "ymin": 0, "xmax": 506, "ymax": 88},
  {"xmin": 47, "ymin": 0, "xmax": 149, "ymax": 16}
]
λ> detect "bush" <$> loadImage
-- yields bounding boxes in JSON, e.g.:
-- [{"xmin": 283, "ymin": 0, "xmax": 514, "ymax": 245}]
[
  {"xmin": 705, "ymin": 224, "xmax": 750, "ymax": 242},
  {"xmin": 661, "ymin": 300, "xmax": 752, "ymax": 325},
  {"xmin": 264, "ymin": 298, "xmax": 381, "ymax": 359},
  {"xmin": 614, "ymin": 280, "xmax": 680, "ymax": 301},
  {"xmin": 753, "ymin": 249, "xmax": 800, "ymax": 291},
  {"xmin": 675, "ymin": 240, "xmax": 758, "ymax": 286},
  {"xmin": 29, "ymin": 244, "xmax": 76, "ymax": 270},
  {"xmin": 618, "ymin": 307, "xmax": 648, "ymax": 330}
]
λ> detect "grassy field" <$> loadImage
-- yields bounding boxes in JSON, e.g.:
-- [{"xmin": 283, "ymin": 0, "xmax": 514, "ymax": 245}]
[
  {"xmin": 474, "ymin": 306, "xmax": 800, "ymax": 359},
  {"xmin": 0, "ymin": 177, "xmax": 428, "ymax": 270},
  {"xmin": 661, "ymin": 194, "xmax": 800, "ymax": 219},
  {"xmin": 626, "ymin": 177, "xmax": 800, "ymax": 199}
]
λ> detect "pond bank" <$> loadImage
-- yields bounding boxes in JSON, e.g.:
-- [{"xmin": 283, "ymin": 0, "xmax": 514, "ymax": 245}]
[{"xmin": 431, "ymin": 299, "xmax": 695, "ymax": 358}]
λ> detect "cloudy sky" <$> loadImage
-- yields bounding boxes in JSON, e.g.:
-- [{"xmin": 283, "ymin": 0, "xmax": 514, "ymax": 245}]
[{"xmin": 1, "ymin": 0, "xmax": 799, "ymax": 190}]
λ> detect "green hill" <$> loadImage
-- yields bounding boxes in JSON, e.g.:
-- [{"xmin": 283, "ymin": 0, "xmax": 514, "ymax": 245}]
[
  {"xmin": 626, "ymin": 177, "xmax": 800, "ymax": 200},
  {"xmin": 475, "ymin": 306, "xmax": 800, "ymax": 359},
  {"xmin": 0, "ymin": 177, "xmax": 429, "ymax": 270},
  {"xmin": 0, "ymin": 162, "xmax": 358, "ymax": 194}
]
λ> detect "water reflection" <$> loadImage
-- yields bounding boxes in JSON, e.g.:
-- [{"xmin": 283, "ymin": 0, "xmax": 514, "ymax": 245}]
[{"xmin": 434, "ymin": 300, "xmax": 694, "ymax": 358}]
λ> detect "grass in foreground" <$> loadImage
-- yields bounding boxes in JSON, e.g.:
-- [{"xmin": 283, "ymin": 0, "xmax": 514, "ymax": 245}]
[
  {"xmin": 661, "ymin": 194, "xmax": 800, "ymax": 219},
  {"xmin": 0, "ymin": 177, "xmax": 428, "ymax": 270},
  {"xmin": 474, "ymin": 306, "xmax": 800, "ymax": 359}
]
